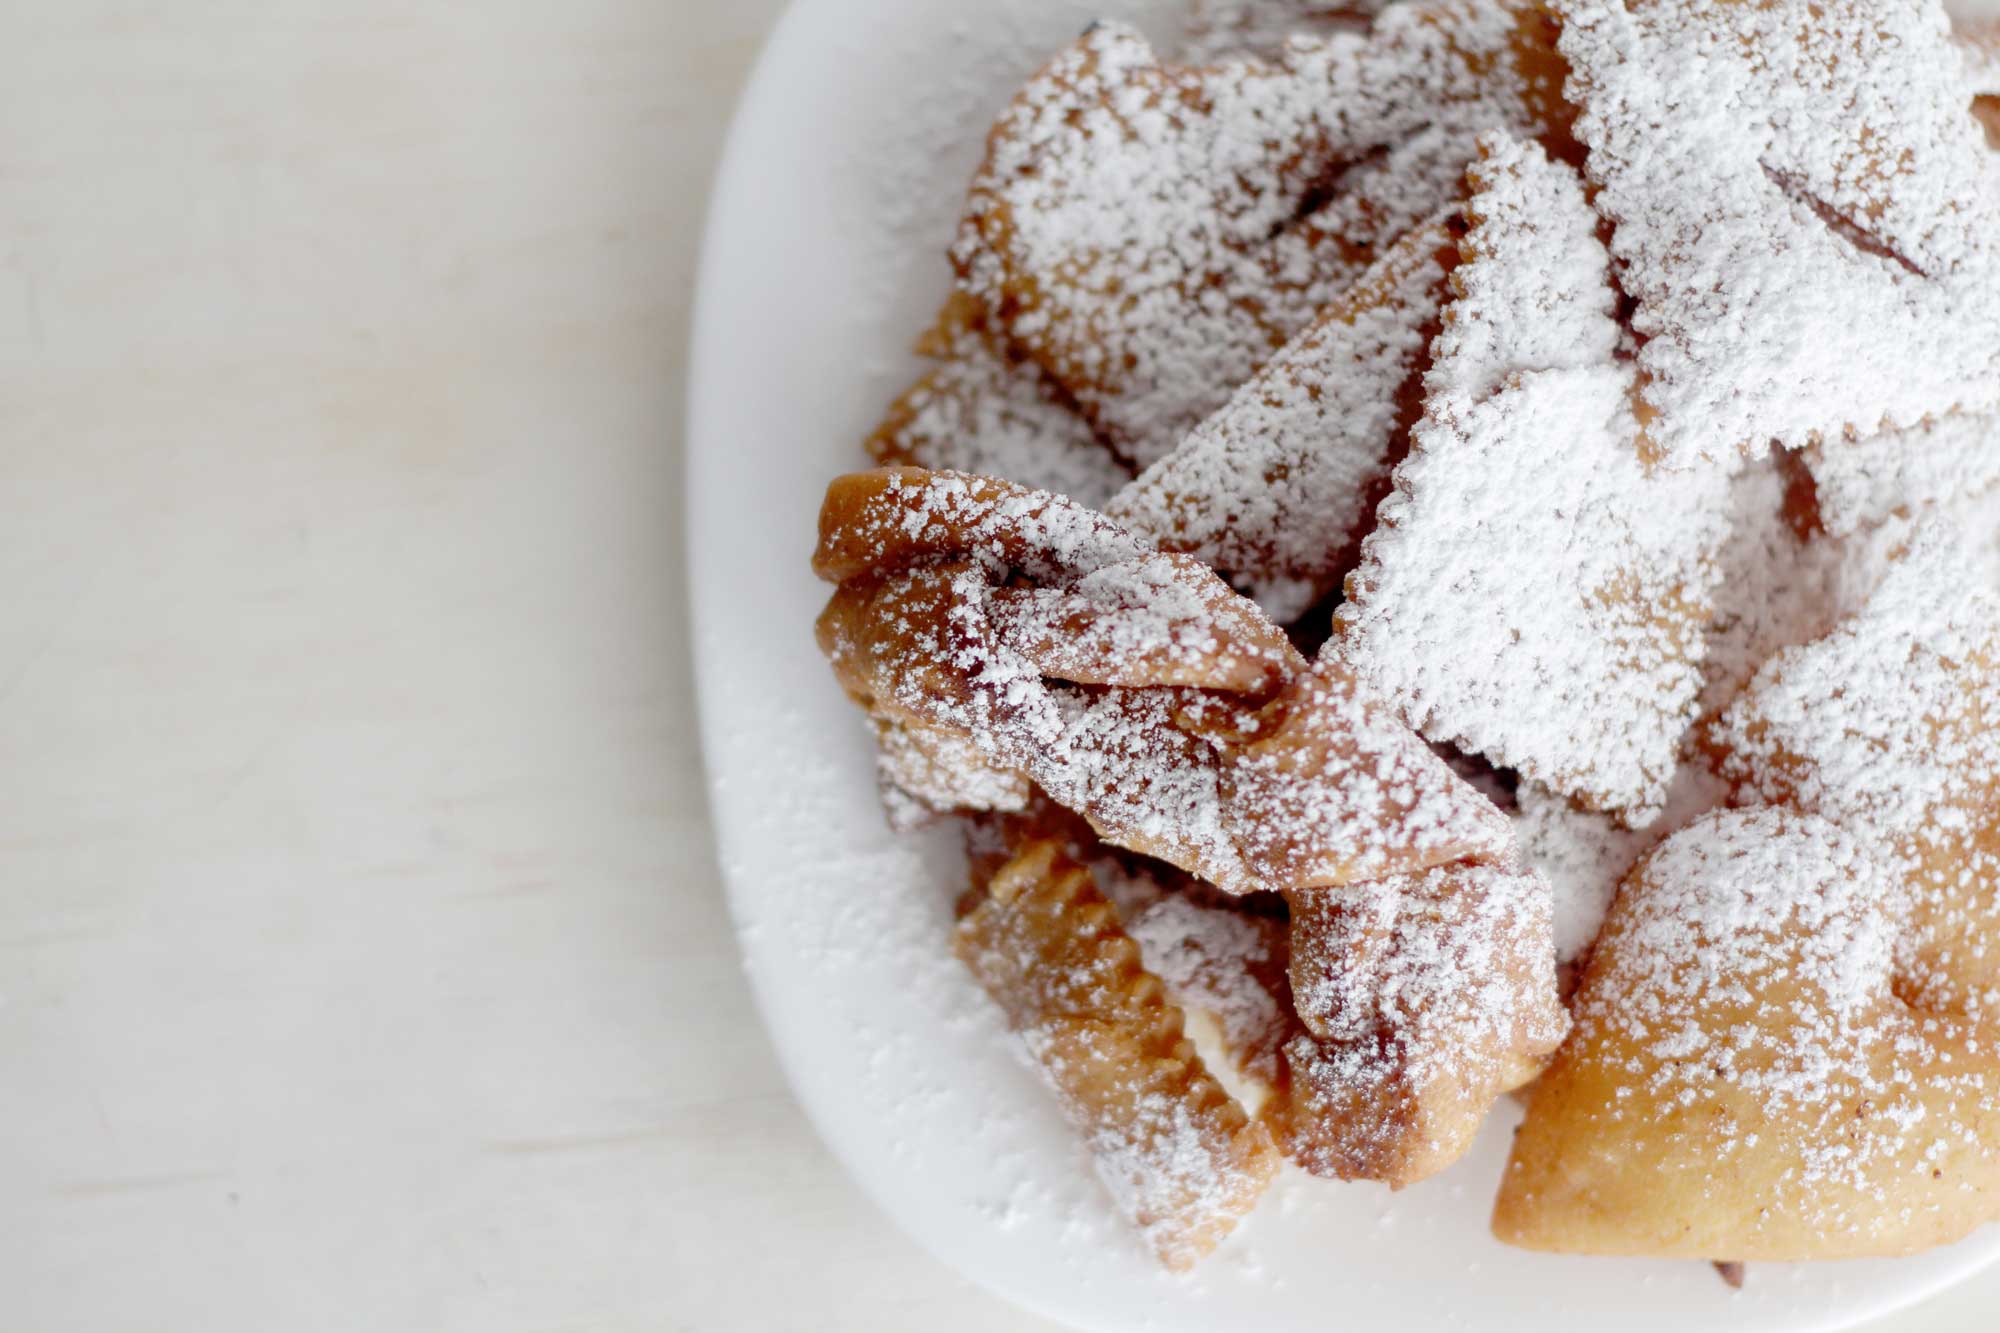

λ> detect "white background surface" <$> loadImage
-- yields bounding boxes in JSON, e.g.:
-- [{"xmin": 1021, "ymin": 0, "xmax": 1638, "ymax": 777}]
[{"xmin": 1, "ymin": 3, "xmax": 1994, "ymax": 1329}]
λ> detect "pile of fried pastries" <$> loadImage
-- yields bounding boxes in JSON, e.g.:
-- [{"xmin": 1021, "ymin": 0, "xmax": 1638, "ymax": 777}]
[{"xmin": 811, "ymin": 0, "xmax": 2000, "ymax": 1274}]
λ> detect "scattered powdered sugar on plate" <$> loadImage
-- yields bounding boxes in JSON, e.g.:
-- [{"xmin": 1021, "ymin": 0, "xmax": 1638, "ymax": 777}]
[
  {"xmin": 1336, "ymin": 134, "xmax": 1731, "ymax": 821},
  {"xmin": 1560, "ymin": 0, "xmax": 2000, "ymax": 466}
]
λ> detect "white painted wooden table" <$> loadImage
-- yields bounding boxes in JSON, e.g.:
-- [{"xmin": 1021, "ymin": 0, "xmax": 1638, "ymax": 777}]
[{"xmin": 0, "ymin": 4, "xmax": 1991, "ymax": 1329}]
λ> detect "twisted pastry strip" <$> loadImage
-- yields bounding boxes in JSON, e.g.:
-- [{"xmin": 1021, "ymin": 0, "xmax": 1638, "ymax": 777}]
[
  {"xmin": 814, "ymin": 468, "xmax": 1509, "ymax": 893},
  {"xmin": 956, "ymin": 839, "xmax": 1281, "ymax": 1270}
]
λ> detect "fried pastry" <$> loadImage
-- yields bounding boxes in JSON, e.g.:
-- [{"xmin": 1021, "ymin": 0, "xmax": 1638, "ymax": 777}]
[
  {"xmin": 814, "ymin": 467, "xmax": 1511, "ymax": 892},
  {"xmin": 954, "ymin": 1, "xmax": 1572, "ymax": 464},
  {"xmin": 1495, "ymin": 808, "xmax": 2000, "ymax": 1259},
  {"xmin": 1711, "ymin": 520, "xmax": 2000, "ymax": 1018},
  {"xmin": 1276, "ymin": 854, "xmax": 1569, "ymax": 1185},
  {"xmin": 867, "ymin": 293, "xmax": 1131, "ymax": 509},
  {"xmin": 1336, "ymin": 134, "xmax": 1731, "ymax": 821},
  {"xmin": 870, "ymin": 714, "xmax": 1030, "ymax": 831},
  {"xmin": 963, "ymin": 799, "xmax": 1299, "ymax": 1090},
  {"xmin": 1801, "ymin": 415, "xmax": 2000, "ymax": 539},
  {"xmin": 1559, "ymin": 0, "xmax": 2000, "ymax": 466},
  {"xmin": 956, "ymin": 839, "xmax": 1281, "ymax": 1269},
  {"xmin": 808, "ymin": 0, "xmax": 2000, "ymax": 1278},
  {"xmin": 1124, "ymin": 891, "xmax": 1297, "ymax": 1090},
  {"xmin": 1181, "ymin": 0, "xmax": 1389, "ymax": 62},
  {"xmin": 1498, "ymin": 523, "xmax": 2000, "ymax": 1258},
  {"xmin": 1505, "ymin": 451, "xmax": 1852, "ymax": 955},
  {"xmin": 1106, "ymin": 213, "xmax": 1460, "ymax": 622},
  {"xmin": 1511, "ymin": 447, "xmax": 2000, "ymax": 970}
]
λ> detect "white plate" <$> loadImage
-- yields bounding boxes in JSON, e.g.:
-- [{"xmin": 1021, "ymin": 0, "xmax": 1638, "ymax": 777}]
[{"xmin": 685, "ymin": 3, "xmax": 2000, "ymax": 1328}]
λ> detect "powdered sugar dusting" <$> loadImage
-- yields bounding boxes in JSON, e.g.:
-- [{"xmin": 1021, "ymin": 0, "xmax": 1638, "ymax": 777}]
[
  {"xmin": 1804, "ymin": 415, "xmax": 2000, "ymax": 539},
  {"xmin": 956, "ymin": 841, "xmax": 1279, "ymax": 1269},
  {"xmin": 1713, "ymin": 520, "xmax": 2000, "ymax": 843},
  {"xmin": 1224, "ymin": 656, "xmax": 1516, "ymax": 888},
  {"xmin": 1561, "ymin": 0, "xmax": 2000, "ymax": 465},
  {"xmin": 956, "ymin": 2, "xmax": 1566, "ymax": 464},
  {"xmin": 1579, "ymin": 810, "xmax": 1996, "ymax": 1210},
  {"xmin": 1181, "ymin": 0, "xmax": 1389, "ymax": 62},
  {"xmin": 1337, "ymin": 135, "xmax": 1731, "ymax": 820},
  {"xmin": 1106, "ymin": 215, "xmax": 1456, "ymax": 621},
  {"xmin": 869, "ymin": 299, "xmax": 1132, "ymax": 508},
  {"xmin": 872, "ymin": 716, "xmax": 1031, "ymax": 826},
  {"xmin": 818, "ymin": 470, "xmax": 1510, "ymax": 894},
  {"xmin": 1500, "ymin": 803, "xmax": 2000, "ymax": 1255},
  {"xmin": 1513, "ymin": 783, "xmax": 1652, "ymax": 963},
  {"xmin": 1280, "ymin": 854, "xmax": 1568, "ymax": 1182},
  {"xmin": 1127, "ymin": 895, "xmax": 1293, "ymax": 1083},
  {"xmin": 1698, "ymin": 452, "xmax": 1847, "ymax": 719}
]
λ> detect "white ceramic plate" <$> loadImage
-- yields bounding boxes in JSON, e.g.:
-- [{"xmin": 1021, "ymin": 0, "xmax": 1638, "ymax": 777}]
[{"xmin": 686, "ymin": 3, "xmax": 2000, "ymax": 1328}]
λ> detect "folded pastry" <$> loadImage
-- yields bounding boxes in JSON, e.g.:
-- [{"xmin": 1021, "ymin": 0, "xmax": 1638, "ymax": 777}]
[
  {"xmin": 957, "ymin": 839, "xmax": 1281, "ymax": 1269},
  {"xmin": 955, "ymin": 1, "xmax": 1572, "ymax": 464},
  {"xmin": 1559, "ymin": 0, "xmax": 2000, "ymax": 465},
  {"xmin": 1277, "ymin": 854, "xmax": 1568, "ymax": 1185},
  {"xmin": 1498, "ymin": 523, "xmax": 2000, "ymax": 1258},
  {"xmin": 1107, "ymin": 213, "xmax": 1460, "ymax": 622},
  {"xmin": 1495, "ymin": 808, "xmax": 2000, "ymax": 1259},
  {"xmin": 1336, "ymin": 133, "xmax": 1731, "ymax": 821}
]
